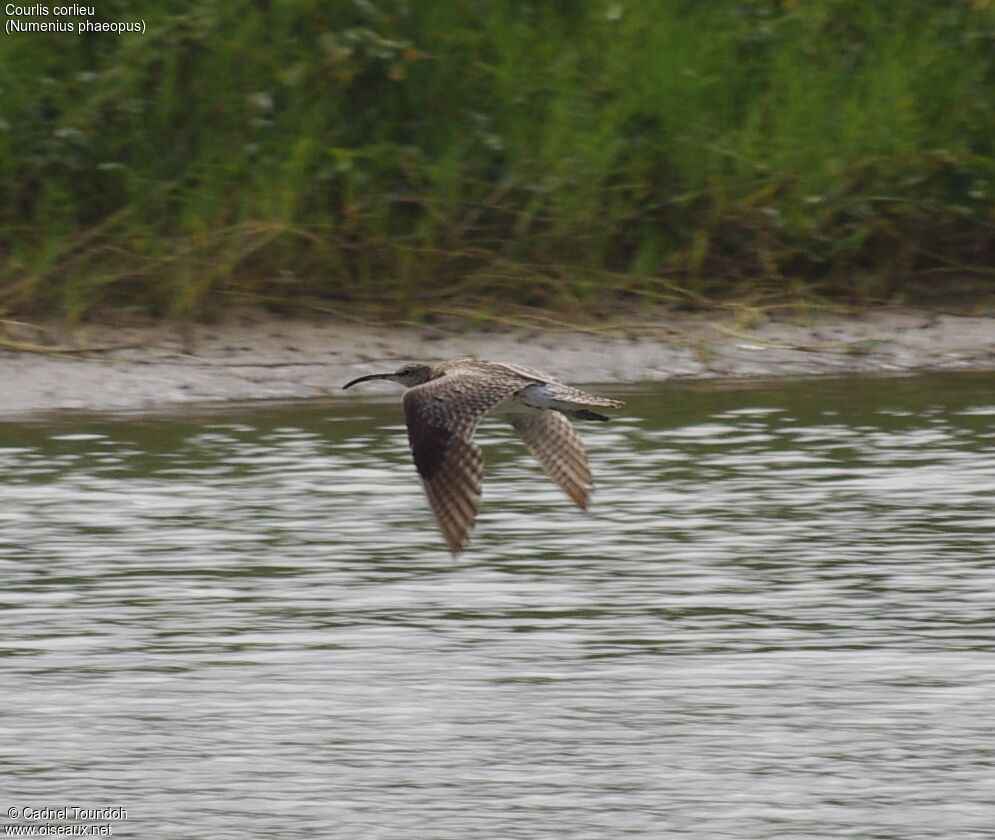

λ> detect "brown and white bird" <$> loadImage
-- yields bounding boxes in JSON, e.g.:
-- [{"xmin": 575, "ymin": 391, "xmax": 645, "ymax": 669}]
[{"xmin": 342, "ymin": 358, "xmax": 623, "ymax": 553}]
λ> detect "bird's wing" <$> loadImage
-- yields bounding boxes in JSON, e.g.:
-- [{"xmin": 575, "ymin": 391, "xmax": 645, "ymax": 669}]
[
  {"xmin": 487, "ymin": 360, "xmax": 558, "ymax": 384},
  {"xmin": 403, "ymin": 369, "xmax": 525, "ymax": 553},
  {"xmin": 509, "ymin": 409, "xmax": 593, "ymax": 511}
]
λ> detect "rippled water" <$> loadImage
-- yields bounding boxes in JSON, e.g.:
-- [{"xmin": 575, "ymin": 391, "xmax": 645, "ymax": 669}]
[{"xmin": 2, "ymin": 373, "xmax": 994, "ymax": 839}]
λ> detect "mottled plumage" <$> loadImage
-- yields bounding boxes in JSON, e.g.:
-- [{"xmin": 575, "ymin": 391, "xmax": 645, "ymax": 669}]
[{"xmin": 343, "ymin": 358, "xmax": 623, "ymax": 553}]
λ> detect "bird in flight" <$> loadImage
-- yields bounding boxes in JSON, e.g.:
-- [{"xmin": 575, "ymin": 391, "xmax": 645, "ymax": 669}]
[{"xmin": 343, "ymin": 357, "xmax": 623, "ymax": 553}]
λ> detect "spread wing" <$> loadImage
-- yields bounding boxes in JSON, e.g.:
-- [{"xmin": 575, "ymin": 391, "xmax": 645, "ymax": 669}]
[
  {"xmin": 509, "ymin": 409, "xmax": 593, "ymax": 511},
  {"xmin": 487, "ymin": 361, "xmax": 557, "ymax": 385},
  {"xmin": 403, "ymin": 369, "xmax": 524, "ymax": 553}
]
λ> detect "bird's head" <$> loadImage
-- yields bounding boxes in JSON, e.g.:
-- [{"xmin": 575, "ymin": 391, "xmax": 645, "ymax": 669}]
[{"xmin": 342, "ymin": 362, "xmax": 434, "ymax": 390}]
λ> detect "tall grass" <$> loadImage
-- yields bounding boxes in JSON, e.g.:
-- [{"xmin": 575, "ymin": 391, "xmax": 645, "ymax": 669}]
[{"xmin": 1, "ymin": 0, "xmax": 992, "ymax": 319}]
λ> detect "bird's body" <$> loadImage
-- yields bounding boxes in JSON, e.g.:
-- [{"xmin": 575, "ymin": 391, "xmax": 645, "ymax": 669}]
[{"xmin": 343, "ymin": 358, "xmax": 623, "ymax": 553}]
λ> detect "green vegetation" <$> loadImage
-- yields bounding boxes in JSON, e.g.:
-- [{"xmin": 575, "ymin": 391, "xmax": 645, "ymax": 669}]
[{"xmin": 1, "ymin": 0, "xmax": 993, "ymax": 320}]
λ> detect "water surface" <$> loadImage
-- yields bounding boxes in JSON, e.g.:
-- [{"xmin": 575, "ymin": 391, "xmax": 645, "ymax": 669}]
[{"xmin": 2, "ymin": 373, "xmax": 994, "ymax": 838}]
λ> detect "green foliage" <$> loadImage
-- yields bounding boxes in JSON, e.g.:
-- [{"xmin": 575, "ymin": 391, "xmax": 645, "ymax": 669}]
[{"xmin": 0, "ymin": 0, "xmax": 992, "ymax": 317}]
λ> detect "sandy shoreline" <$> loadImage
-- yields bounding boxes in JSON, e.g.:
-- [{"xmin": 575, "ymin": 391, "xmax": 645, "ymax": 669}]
[{"xmin": 1, "ymin": 307, "xmax": 993, "ymax": 417}]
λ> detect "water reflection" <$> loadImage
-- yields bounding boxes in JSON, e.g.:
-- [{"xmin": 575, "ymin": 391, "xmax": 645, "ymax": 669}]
[{"xmin": 1, "ymin": 373, "xmax": 994, "ymax": 838}]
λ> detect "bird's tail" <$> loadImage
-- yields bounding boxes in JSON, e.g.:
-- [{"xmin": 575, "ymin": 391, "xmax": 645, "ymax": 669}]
[
  {"xmin": 571, "ymin": 409, "xmax": 611, "ymax": 421},
  {"xmin": 519, "ymin": 383, "xmax": 624, "ymax": 418}
]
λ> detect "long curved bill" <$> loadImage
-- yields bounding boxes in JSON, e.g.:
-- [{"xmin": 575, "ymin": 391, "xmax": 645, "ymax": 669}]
[{"xmin": 342, "ymin": 372, "xmax": 393, "ymax": 390}]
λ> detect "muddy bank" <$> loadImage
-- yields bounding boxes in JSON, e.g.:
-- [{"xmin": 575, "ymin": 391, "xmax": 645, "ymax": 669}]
[{"xmin": 1, "ymin": 308, "xmax": 993, "ymax": 416}]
